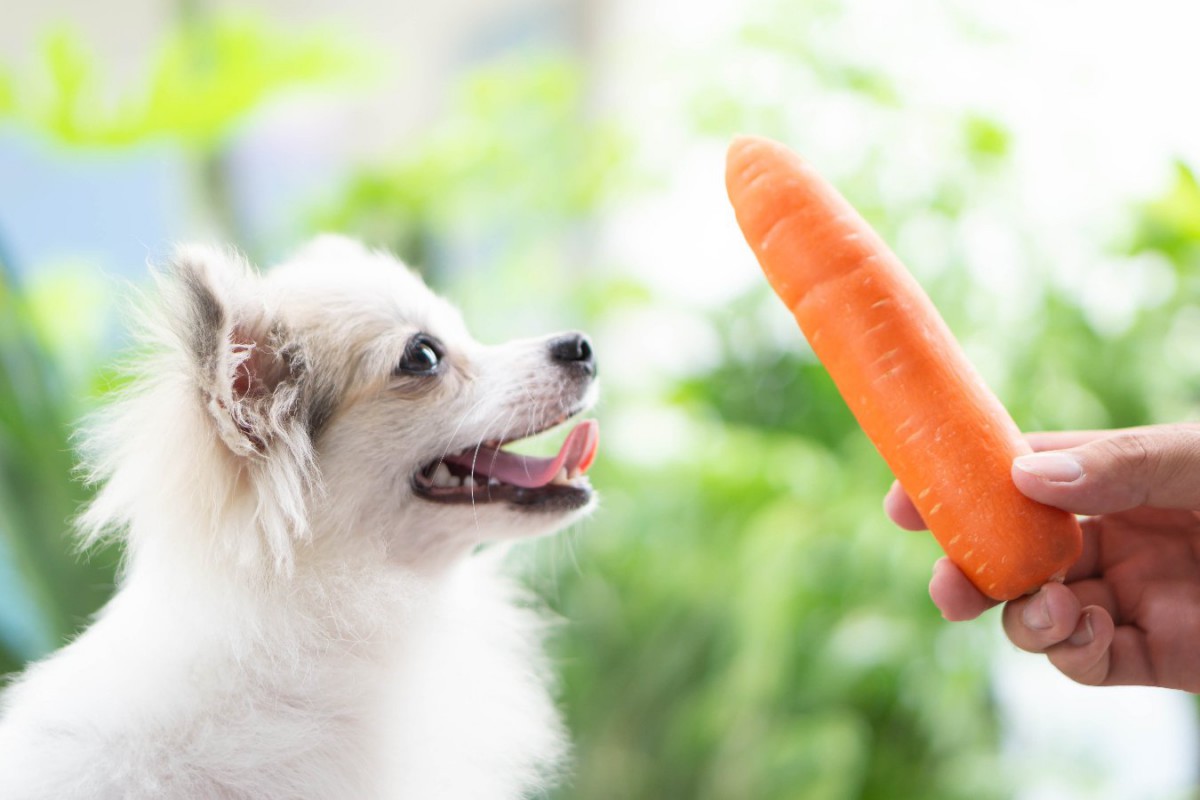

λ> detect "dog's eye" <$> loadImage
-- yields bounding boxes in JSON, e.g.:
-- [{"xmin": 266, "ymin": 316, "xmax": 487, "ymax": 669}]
[{"xmin": 397, "ymin": 335, "xmax": 443, "ymax": 375}]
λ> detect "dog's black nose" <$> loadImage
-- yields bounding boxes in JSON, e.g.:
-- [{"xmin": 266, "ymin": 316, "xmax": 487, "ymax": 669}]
[{"xmin": 548, "ymin": 333, "xmax": 596, "ymax": 376}]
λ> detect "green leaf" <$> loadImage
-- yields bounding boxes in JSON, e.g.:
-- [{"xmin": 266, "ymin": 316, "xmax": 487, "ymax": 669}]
[
  {"xmin": 0, "ymin": 68, "xmax": 14, "ymax": 116},
  {"xmin": 0, "ymin": 262, "xmax": 119, "ymax": 669},
  {"xmin": 964, "ymin": 114, "xmax": 1010, "ymax": 162},
  {"xmin": 5, "ymin": 16, "xmax": 364, "ymax": 149},
  {"xmin": 138, "ymin": 16, "xmax": 364, "ymax": 147},
  {"xmin": 1135, "ymin": 161, "xmax": 1200, "ymax": 260},
  {"xmin": 316, "ymin": 55, "xmax": 630, "ymax": 279},
  {"xmin": 39, "ymin": 28, "xmax": 100, "ymax": 144}
]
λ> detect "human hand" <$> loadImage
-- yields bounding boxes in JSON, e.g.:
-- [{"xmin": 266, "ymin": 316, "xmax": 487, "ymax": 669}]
[{"xmin": 886, "ymin": 424, "xmax": 1200, "ymax": 692}]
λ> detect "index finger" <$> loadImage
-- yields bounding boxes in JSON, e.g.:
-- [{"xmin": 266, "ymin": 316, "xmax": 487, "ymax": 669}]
[
  {"xmin": 1062, "ymin": 516, "xmax": 1102, "ymax": 583},
  {"xmin": 884, "ymin": 480, "xmax": 927, "ymax": 530},
  {"xmin": 1024, "ymin": 425, "xmax": 1200, "ymax": 452},
  {"xmin": 930, "ymin": 558, "xmax": 999, "ymax": 620}
]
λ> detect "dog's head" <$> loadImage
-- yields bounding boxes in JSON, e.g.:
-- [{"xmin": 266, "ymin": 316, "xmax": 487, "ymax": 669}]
[{"xmin": 80, "ymin": 236, "xmax": 598, "ymax": 574}]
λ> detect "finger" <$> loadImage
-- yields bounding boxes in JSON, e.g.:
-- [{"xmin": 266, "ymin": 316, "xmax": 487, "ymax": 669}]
[
  {"xmin": 1053, "ymin": 624, "xmax": 1163, "ymax": 688},
  {"xmin": 1044, "ymin": 606, "xmax": 1115, "ymax": 685},
  {"xmin": 1098, "ymin": 626, "xmax": 1159, "ymax": 687},
  {"xmin": 884, "ymin": 481, "xmax": 927, "ymax": 531},
  {"xmin": 1024, "ymin": 423, "xmax": 1200, "ymax": 452},
  {"xmin": 1001, "ymin": 582, "xmax": 1082, "ymax": 653},
  {"xmin": 1126, "ymin": 581, "xmax": 1200, "ymax": 692},
  {"xmin": 1012, "ymin": 424, "xmax": 1200, "ymax": 515},
  {"xmin": 1061, "ymin": 578, "xmax": 1121, "ymax": 624},
  {"xmin": 1062, "ymin": 517, "xmax": 1103, "ymax": 582},
  {"xmin": 929, "ymin": 558, "xmax": 997, "ymax": 621},
  {"xmin": 1026, "ymin": 430, "xmax": 1125, "ymax": 451}
]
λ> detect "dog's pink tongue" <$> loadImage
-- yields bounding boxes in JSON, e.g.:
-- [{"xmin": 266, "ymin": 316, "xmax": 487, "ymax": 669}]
[{"xmin": 446, "ymin": 420, "xmax": 599, "ymax": 489}]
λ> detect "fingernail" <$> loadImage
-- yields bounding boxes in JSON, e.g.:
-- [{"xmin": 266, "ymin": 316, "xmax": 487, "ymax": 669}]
[
  {"xmin": 1014, "ymin": 452, "xmax": 1083, "ymax": 483},
  {"xmin": 1021, "ymin": 590, "xmax": 1053, "ymax": 630},
  {"xmin": 1068, "ymin": 611, "xmax": 1094, "ymax": 647}
]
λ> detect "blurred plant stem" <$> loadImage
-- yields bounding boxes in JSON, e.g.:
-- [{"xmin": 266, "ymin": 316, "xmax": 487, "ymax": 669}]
[
  {"xmin": 193, "ymin": 147, "xmax": 248, "ymax": 254},
  {"xmin": 176, "ymin": 0, "xmax": 206, "ymax": 27},
  {"xmin": 176, "ymin": 0, "xmax": 247, "ymax": 254},
  {"xmin": 0, "ymin": 230, "xmax": 117, "ymax": 664}
]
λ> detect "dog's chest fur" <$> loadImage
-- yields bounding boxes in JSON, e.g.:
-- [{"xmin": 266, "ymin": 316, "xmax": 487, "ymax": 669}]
[{"xmin": 0, "ymin": 556, "xmax": 564, "ymax": 799}]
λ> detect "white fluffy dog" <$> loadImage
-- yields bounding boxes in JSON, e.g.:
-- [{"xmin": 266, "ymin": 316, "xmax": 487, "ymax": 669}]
[{"xmin": 0, "ymin": 236, "xmax": 599, "ymax": 799}]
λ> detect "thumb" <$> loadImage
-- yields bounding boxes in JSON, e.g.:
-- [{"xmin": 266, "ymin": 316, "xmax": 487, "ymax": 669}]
[{"xmin": 1012, "ymin": 425, "xmax": 1200, "ymax": 515}]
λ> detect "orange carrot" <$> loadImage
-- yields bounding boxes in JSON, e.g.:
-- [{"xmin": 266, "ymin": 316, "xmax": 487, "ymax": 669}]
[{"xmin": 725, "ymin": 134, "xmax": 1081, "ymax": 601}]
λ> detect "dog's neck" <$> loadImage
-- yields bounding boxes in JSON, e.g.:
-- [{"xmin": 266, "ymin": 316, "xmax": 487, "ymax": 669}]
[{"xmin": 119, "ymin": 526, "xmax": 452, "ymax": 647}]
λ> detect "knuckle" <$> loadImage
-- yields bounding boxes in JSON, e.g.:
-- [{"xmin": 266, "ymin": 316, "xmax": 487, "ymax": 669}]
[
  {"xmin": 1097, "ymin": 433, "xmax": 1158, "ymax": 505},
  {"xmin": 1105, "ymin": 433, "xmax": 1154, "ymax": 471},
  {"xmin": 1144, "ymin": 427, "xmax": 1200, "ymax": 504}
]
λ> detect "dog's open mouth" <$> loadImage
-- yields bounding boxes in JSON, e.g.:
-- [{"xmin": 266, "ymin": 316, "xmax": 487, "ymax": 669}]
[{"xmin": 413, "ymin": 419, "xmax": 599, "ymax": 510}]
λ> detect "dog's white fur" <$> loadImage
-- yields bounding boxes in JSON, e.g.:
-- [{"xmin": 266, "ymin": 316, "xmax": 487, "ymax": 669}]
[{"xmin": 0, "ymin": 236, "xmax": 597, "ymax": 799}]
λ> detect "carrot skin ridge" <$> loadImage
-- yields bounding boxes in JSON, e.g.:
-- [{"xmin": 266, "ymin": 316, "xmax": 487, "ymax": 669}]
[{"xmin": 726, "ymin": 135, "xmax": 1082, "ymax": 601}]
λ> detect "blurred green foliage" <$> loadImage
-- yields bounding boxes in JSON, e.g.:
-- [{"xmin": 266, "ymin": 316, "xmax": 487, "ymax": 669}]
[
  {"xmin": 1, "ymin": 3, "xmax": 1198, "ymax": 799},
  {"xmin": 0, "ymin": 255, "xmax": 118, "ymax": 670},
  {"xmin": 1137, "ymin": 163, "xmax": 1200, "ymax": 263},
  {"xmin": 540, "ymin": 433, "xmax": 1004, "ymax": 799},
  {"xmin": 319, "ymin": 55, "xmax": 628, "ymax": 294},
  {"xmin": 0, "ymin": 17, "xmax": 358, "ymax": 148}
]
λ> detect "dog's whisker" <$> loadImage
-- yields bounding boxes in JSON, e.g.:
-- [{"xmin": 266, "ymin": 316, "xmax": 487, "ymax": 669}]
[
  {"xmin": 437, "ymin": 393, "xmax": 494, "ymax": 466},
  {"xmin": 480, "ymin": 402, "xmax": 518, "ymax": 484}
]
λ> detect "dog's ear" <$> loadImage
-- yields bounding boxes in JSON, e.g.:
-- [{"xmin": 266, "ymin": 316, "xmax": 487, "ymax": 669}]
[
  {"xmin": 165, "ymin": 245, "xmax": 308, "ymax": 460},
  {"xmin": 80, "ymin": 246, "xmax": 324, "ymax": 574}
]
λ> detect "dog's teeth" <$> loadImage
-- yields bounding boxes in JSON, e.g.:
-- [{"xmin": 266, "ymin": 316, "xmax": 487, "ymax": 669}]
[
  {"xmin": 551, "ymin": 467, "xmax": 569, "ymax": 486},
  {"xmin": 447, "ymin": 475, "xmax": 462, "ymax": 487},
  {"xmin": 432, "ymin": 463, "xmax": 454, "ymax": 487},
  {"xmin": 567, "ymin": 467, "xmax": 581, "ymax": 481},
  {"xmin": 488, "ymin": 477, "xmax": 500, "ymax": 487}
]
